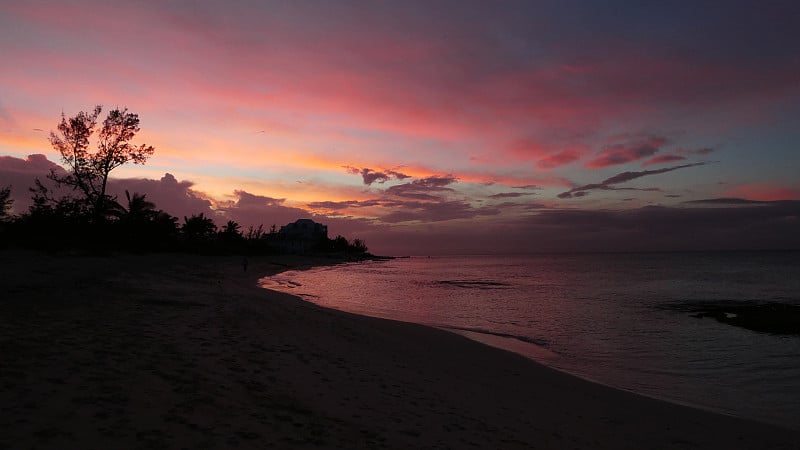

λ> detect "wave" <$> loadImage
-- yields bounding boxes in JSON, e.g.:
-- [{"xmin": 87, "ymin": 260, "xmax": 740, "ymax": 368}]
[
  {"xmin": 437, "ymin": 280, "xmax": 511, "ymax": 289},
  {"xmin": 440, "ymin": 325, "xmax": 550, "ymax": 348}
]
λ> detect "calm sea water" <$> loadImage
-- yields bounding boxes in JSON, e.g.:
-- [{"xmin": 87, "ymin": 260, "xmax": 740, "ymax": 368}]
[{"xmin": 261, "ymin": 252, "xmax": 800, "ymax": 430}]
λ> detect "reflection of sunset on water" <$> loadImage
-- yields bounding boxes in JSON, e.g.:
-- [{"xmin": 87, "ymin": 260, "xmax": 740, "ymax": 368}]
[{"xmin": 265, "ymin": 254, "xmax": 800, "ymax": 431}]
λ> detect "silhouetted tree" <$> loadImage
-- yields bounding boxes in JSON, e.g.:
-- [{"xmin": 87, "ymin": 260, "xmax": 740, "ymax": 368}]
[
  {"xmin": 28, "ymin": 178, "xmax": 92, "ymax": 223},
  {"xmin": 46, "ymin": 106, "xmax": 155, "ymax": 220},
  {"xmin": 245, "ymin": 224, "xmax": 265, "ymax": 240},
  {"xmin": 14, "ymin": 179, "xmax": 96, "ymax": 249},
  {"xmin": 0, "ymin": 186, "xmax": 12, "ymax": 221},
  {"xmin": 182, "ymin": 213, "xmax": 217, "ymax": 239},
  {"xmin": 109, "ymin": 190, "xmax": 157, "ymax": 222},
  {"xmin": 351, "ymin": 238, "xmax": 368, "ymax": 253},
  {"xmin": 221, "ymin": 220, "xmax": 241, "ymax": 236},
  {"xmin": 105, "ymin": 191, "xmax": 171, "ymax": 250},
  {"xmin": 0, "ymin": 186, "xmax": 12, "ymax": 245},
  {"xmin": 331, "ymin": 235, "xmax": 349, "ymax": 251},
  {"xmin": 219, "ymin": 220, "xmax": 244, "ymax": 244},
  {"xmin": 150, "ymin": 211, "xmax": 180, "ymax": 240}
]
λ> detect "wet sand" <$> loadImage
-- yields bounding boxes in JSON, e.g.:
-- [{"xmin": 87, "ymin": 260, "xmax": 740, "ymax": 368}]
[{"xmin": 1, "ymin": 251, "xmax": 798, "ymax": 449}]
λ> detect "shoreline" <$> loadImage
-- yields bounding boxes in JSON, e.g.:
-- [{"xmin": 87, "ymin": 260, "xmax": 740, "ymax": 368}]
[
  {"xmin": 434, "ymin": 327, "xmax": 783, "ymax": 431},
  {"xmin": 2, "ymin": 251, "xmax": 799, "ymax": 449},
  {"xmin": 263, "ymin": 256, "xmax": 800, "ymax": 432}
]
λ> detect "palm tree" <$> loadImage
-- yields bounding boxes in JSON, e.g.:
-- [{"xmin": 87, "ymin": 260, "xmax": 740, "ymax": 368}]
[
  {"xmin": 108, "ymin": 190, "xmax": 156, "ymax": 223},
  {"xmin": 220, "ymin": 220, "xmax": 243, "ymax": 242},
  {"xmin": 123, "ymin": 190, "xmax": 156, "ymax": 222},
  {"xmin": 182, "ymin": 213, "xmax": 217, "ymax": 239},
  {"xmin": 221, "ymin": 220, "xmax": 241, "ymax": 235}
]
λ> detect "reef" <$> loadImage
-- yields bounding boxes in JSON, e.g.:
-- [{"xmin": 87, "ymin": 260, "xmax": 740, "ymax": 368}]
[{"xmin": 661, "ymin": 301, "xmax": 800, "ymax": 335}]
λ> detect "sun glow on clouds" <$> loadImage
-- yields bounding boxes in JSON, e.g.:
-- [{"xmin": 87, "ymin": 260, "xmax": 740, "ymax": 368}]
[{"xmin": 2, "ymin": 1, "xmax": 800, "ymax": 252}]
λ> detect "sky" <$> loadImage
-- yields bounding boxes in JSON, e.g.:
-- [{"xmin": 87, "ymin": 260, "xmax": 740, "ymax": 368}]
[{"xmin": 1, "ymin": 0, "xmax": 799, "ymax": 254}]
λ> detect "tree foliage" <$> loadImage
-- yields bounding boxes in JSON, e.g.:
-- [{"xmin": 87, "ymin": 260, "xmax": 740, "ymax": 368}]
[
  {"xmin": 351, "ymin": 238, "xmax": 368, "ymax": 253},
  {"xmin": 111, "ymin": 190, "xmax": 157, "ymax": 223},
  {"xmin": 1, "ymin": 105, "xmax": 372, "ymax": 257},
  {"xmin": 328, "ymin": 234, "xmax": 368, "ymax": 253},
  {"xmin": 182, "ymin": 213, "xmax": 217, "ymax": 239},
  {"xmin": 47, "ymin": 105, "xmax": 155, "ymax": 220},
  {"xmin": 0, "ymin": 186, "xmax": 12, "ymax": 221},
  {"xmin": 221, "ymin": 220, "xmax": 242, "ymax": 236}
]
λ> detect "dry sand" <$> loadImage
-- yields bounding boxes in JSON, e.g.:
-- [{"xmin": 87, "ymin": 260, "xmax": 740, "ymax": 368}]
[{"xmin": 1, "ymin": 250, "xmax": 798, "ymax": 449}]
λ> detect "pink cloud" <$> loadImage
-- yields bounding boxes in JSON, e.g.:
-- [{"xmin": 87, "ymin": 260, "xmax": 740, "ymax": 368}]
[
  {"xmin": 536, "ymin": 148, "xmax": 584, "ymax": 170},
  {"xmin": 504, "ymin": 139, "xmax": 588, "ymax": 170},
  {"xmin": 5, "ymin": 4, "xmax": 757, "ymax": 161},
  {"xmin": 3, "ymin": 0, "xmax": 800, "ymax": 240}
]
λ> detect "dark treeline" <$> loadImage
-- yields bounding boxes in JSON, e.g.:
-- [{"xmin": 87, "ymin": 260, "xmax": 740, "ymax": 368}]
[
  {"xmin": 0, "ymin": 106, "xmax": 369, "ymax": 256},
  {"xmin": 0, "ymin": 188, "xmax": 368, "ymax": 255}
]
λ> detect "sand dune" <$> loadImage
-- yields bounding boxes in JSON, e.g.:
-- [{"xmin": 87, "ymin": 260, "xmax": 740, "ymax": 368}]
[{"xmin": 1, "ymin": 251, "xmax": 798, "ymax": 449}]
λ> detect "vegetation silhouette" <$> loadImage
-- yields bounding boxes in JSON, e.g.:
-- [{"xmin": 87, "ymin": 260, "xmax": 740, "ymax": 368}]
[
  {"xmin": 43, "ymin": 106, "xmax": 155, "ymax": 222},
  {"xmin": 0, "ymin": 186, "xmax": 12, "ymax": 247},
  {"xmin": 0, "ymin": 186, "xmax": 11, "ymax": 221},
  {"xmin": 0, "ymin": 107, "xmax": 371, "ymax": 257}
]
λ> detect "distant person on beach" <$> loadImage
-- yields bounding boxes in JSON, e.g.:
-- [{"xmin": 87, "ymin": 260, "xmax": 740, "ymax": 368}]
[{"xmin": 242, "ymin": 257, "xmax": 249, "ymax": 272}]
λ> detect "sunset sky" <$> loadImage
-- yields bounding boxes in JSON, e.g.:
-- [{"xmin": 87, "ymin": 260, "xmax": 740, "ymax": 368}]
[{"xmin": 2, "ymin": 1, "xmax": 799, "ymax": 254}]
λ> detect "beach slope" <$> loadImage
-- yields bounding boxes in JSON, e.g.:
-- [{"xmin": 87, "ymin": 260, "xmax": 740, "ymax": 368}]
[{"xmin": 1, "ymin": 251, "xmax": 798, "ymax": 449}]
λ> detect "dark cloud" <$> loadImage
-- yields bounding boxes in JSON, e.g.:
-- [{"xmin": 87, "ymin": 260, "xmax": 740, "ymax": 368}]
[
  {"xmin": 307, "ymin": 175, "xmax": 502, "ymax": 224},
  {"xmin": 215, "ymin": 190, "xmax": 310, "ymax": 229},
  {"xmin": 585, "ymin": 136, "xmax": 667, "ymax": 168},
  {"xmin": 0, "ymin": 154, "xmax": 69, "ymax": 214},
  {"xmin": 232, "ymin": 190, "xmax": 285, "ymax": 208},
  {"xmin": 0, "ymin": 154, "xmax": 217, "ymax": 219},
  {"xmin": 5, "ymin": 157, "xmax": 796, "ymax": 256},
  {"xmin": 605, "ymin": 163, "xmax": 705, "ymax": 184},
  {"xmin": 307, "ymin": 200, "xmax": 381, "ymax": 210},
  {"xmin": 0, "ymin": 154, "xmax": 63, "ymax": 175},
  {"xmin": 643, "ymin": 147, "xmax": 715, "ymax": 167},
  {"xmin": 524, "ymin": 203, "xmax": 549, "ymax": 210},
  {"xmin": 527, "ymin": 201, "xmax": 800, "ymax": 251},
  {"xmin": 488, "ymin": 192, "xmax": 533, "ymax": 199},
  {"xmin": 307, "ymin": 200, "xmax": 361, "ymax": 211},
  {"xmin": 108, "ymin": 173, "xmax": 214, "ymax": 220},
  {"xmin": 384, "ymin": 175, "xmax": 457, "ymax": 200},
  {"xmin": 363, "ymin": 200, "xmax": 800, "ymax": 255},
  {"xmin": 344, "ymin": 166, "xmax": 410, "ymax": 185},
  {"xmin": 380, "ymin": 200, "xmax": 500, "ymax": 223},
  {"xmin": 642, "ymin": 154, "xmax": 686, "ymax": 166},
  {"xmin": 559, "ymin": 163, "xmax": 706, "ymax": 199},
  {"xmin": 684, "ymin": 198, "xmax": 772, "ymax": 205},
  {"xmin": 364, "ymin": 171, "xmax": 391, "ymax": 185},
  {"xmin": 386, "ymin": 170, "xmax": 411, "ymax": 180}
]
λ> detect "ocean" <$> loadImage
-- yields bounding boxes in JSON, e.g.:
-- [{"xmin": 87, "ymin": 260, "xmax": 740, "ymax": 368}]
[{"xmin": 260, "ymin": 251, "xmax": 800, "ymax": 430}]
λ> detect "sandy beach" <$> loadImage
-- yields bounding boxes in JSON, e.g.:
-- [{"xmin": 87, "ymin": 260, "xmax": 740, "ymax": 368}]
[{"xmin": 1, "ymin": 251, "xmax": 798, "ymax": 449}]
